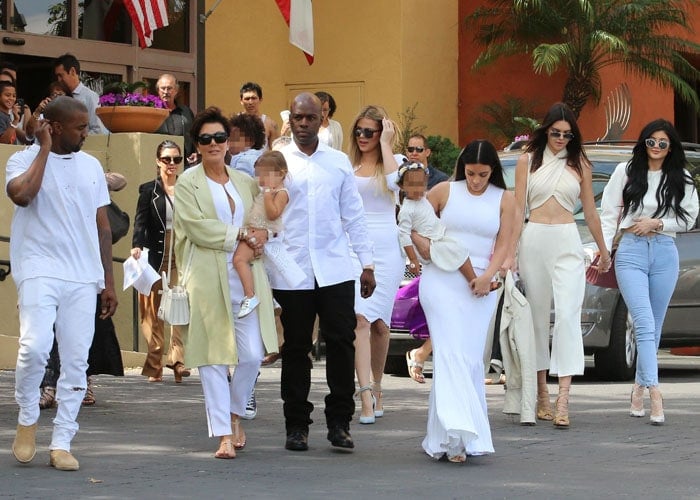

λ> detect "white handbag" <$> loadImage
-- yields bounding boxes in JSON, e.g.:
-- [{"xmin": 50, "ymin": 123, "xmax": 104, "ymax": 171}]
[
  {"xmin": 157, "ymin": 196, "xmax": 192, "ymax": 326},
  {"xmin": 158, "ymin": 270, "xmax": 190, "ymax": 325}
]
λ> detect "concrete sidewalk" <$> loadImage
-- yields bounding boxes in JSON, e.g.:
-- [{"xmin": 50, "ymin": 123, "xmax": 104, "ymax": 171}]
[{"xmin": 1, "ymin": 353, "xmax": 699, "ymax": 499}]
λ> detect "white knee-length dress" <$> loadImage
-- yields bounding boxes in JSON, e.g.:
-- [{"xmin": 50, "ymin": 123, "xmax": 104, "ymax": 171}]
[
  {"xmin": 351, "ymin": 173, "xmax": 404, "ymax": 324},
  {"xmin": 420, "ymin": 181, "xmax": 503, "ymax": 458}
]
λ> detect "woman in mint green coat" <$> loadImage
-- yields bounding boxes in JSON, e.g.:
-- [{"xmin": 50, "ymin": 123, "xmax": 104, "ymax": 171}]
[{"xmin": 174, "ymin": 107, "xmax": 277, "ymax": 459}]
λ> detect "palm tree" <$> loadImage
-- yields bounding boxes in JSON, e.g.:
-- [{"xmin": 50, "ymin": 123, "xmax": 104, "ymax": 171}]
[{"xmin": 466, "ymin": 0, "xmax": 700, "ymax": 117}]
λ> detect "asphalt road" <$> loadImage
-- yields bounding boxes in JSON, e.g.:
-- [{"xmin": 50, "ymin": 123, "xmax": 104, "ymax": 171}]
[{"xmin": 1, "ymin": 351, "xmax": 699, "ymax": 499}]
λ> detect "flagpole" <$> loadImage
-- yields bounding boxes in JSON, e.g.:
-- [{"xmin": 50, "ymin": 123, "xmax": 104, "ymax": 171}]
[{"xmin": 199, "ymin": 0, "xmax": 224, "ymax": 23}]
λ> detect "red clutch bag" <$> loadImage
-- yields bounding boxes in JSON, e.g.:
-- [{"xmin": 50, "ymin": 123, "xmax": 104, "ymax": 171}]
[{"xmin": 585, "ymin": 253, "xmax": 617, "ymax": 289}]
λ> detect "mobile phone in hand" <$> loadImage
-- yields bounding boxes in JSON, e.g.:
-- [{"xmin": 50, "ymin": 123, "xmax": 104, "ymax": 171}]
[{"xmin": 16, "ymin": 98, "xmax": 24, "ymax": 108}]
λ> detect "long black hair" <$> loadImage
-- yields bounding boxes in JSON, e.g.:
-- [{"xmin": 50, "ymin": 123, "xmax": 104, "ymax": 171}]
[
  {"xmin": 622, "ymin": 119, "xmax": 694, "ymax": 224},
  {"xmin": 454, "ymin": 140, "xmax": 507, "ymax": 189},
  {"xmin": 526, "ymin": 102, "xmax": 588, "ymax": 177}
]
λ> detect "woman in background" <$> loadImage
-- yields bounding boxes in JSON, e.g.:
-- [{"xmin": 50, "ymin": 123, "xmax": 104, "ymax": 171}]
[
  {"xmin": 131, "ymin": 140, "xmax": 190, "ymax": 383},
  {"xmin": 315, "ymin": 91, "xmax": 343, "ymax": 150}
]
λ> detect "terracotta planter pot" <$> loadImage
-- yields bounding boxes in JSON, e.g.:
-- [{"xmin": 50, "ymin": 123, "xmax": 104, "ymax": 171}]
[{"xmin": 96, "ymin": 106, "xmax": 169, "ymax": 133}]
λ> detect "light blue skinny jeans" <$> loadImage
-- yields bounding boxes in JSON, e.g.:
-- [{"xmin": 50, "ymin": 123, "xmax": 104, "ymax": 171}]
[{"xmin": 615, "ymin": 232, "xmax": 678, "ymax": 387}]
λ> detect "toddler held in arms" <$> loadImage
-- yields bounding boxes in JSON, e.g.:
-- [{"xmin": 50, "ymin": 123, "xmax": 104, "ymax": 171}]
[
  {"xmin": 396, "ymin": 161, "xmax": 500, "ymax": 292},
  {"xmin": 233, "ymin": 151, "xmax": 290, "ymax": 318}
]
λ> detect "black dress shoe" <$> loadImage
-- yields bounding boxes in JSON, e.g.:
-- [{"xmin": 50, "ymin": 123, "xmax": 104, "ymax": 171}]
[
  {"xmin": 285, "ymin": 430, "xmax": 309, "ymax": 451},
  {"xmin": 327, "ymin": 425, "xmax": 354, "ymax": 450}
]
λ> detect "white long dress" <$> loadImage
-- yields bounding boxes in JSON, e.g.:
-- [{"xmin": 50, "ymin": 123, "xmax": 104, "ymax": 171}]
[
  {"xmin": 352, "ymin": 172, "xmax": 404, "ymax": 324},
  {"xmin": 420, "ymin": 182, "xmax": 503, "ymax": 459}
]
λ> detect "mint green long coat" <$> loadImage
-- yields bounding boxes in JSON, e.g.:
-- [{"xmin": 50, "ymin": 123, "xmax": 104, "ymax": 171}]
[{"xmin": 173, "ymin": 165, "xmax": 278, "ymax": 367}]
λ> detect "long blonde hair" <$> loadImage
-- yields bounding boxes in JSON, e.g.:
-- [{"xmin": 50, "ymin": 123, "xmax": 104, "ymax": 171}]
[{"xmin": 348, "ymin": 105, "xmax": 400, "ymax": 195}]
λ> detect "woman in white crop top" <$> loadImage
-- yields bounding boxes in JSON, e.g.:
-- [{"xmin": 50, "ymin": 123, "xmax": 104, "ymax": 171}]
[
  {"xmin": 509, "ymin": 102, "xmax": 611, "ymax": 429},
  {"xmin": 601, "ymin": 119, "xmax": 698, "ymax": 425},
  {"xmin": 348, "ymin": 105, "xmax": 403, "ymax": 424}
]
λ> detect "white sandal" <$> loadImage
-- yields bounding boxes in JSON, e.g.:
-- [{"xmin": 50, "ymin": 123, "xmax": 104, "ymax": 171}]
[{"xmin": 405, "ymin": 350, "xmax": 425, "ymax": 384}]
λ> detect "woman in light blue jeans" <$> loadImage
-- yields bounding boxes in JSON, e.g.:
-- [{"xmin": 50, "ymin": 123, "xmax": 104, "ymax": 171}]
[{"xmin": 601, "ymin": 119, "xmax": 698, "ymax": 425}]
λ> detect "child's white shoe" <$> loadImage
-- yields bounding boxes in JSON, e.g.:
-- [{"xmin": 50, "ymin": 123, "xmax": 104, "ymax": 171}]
[{"xmin": 238, "ymin": 295, "xmax": 260, "ymax": 318}]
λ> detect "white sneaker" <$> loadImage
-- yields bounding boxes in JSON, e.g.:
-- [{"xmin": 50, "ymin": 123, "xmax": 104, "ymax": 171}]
[
  {"xmin": 242, "ymin": 389, "xmax": 257, "ymax": 420},
  {"xmin": 238, "ymin": 295, "xmax": 260, "ymax": 318}
]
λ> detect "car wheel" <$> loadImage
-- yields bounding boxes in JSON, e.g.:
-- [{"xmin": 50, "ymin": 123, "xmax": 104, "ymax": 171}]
[
  {"xmin": 594, "ymin": 297, "xmax": 637, "ymax": 381},
  {"xmin": 384, "ymin": 354, "xmax": 409, "ymax": 376}
]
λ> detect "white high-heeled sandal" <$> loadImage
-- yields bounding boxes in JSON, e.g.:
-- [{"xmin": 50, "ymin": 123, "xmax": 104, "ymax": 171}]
[{"xmin": 356, "ymin": 385, "xmax": 375, "ymax": 424}]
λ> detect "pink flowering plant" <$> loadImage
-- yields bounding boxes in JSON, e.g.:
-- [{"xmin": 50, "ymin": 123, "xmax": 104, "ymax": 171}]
[{"xmin": 99, "ymin": 81, "xmax": 166, "ymax": 108}]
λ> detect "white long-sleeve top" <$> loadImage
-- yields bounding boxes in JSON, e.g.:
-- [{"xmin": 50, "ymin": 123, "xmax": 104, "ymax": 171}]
[
  {"xmin": 274, "ymin": 140, "xmax": 373, "ymax": 290},
  {"xmin": 600, "ymin": 161, "xmax": 699, "ymax": 250}
]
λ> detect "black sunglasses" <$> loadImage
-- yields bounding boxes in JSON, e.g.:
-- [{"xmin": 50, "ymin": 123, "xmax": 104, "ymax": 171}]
[
  {"xmin": 549, "ymin": 130, "xmax": 575, "ymax": 141},
  {"xmin": 159, "ymin": 155, "xmax": 183, "ymax": 164},
  {"xmin": 645, "ymin": 138, "xmax": 669, "ymax": 150},
  {"xmin": 407, "ymin": 146, "xmax": 425, "ymax": 153},
  {"xmin": 549, "ymin": 130, "xmax": 575, "ymax": 140},
  {"xmin": 197, "ymin": 132, "xmax": 228, "ymax": 145},
  {"xmin": 354, "ymin": 127, "xmax": 380, "ymax": 139}
]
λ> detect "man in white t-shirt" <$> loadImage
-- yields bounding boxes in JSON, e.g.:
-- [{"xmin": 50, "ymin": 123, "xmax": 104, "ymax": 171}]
[{"xmin": 6, "ymin": 96, "xmax": 117, "ymax": 471}]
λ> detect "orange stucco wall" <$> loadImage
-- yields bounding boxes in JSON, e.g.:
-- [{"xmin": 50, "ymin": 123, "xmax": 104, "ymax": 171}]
[
  {"xmin": 458, "ymin": 1, "xmax": 699, "ymax": 147},
  {"xmin": 204, "ymin": 0, "xmax": 459, "ymax": 151}
]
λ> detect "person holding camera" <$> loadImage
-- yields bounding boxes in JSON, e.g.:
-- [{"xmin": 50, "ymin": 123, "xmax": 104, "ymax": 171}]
[
  {"xmin": 0, "ymin": 80, "xmax": 30, "ymax": 144},
  {"xmin": 25, "ymin": 81, "xmax": 72, "ymax": 143}
]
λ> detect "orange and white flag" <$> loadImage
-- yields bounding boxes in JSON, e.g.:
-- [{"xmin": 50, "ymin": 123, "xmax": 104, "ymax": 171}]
[{"xmin": 275, "ymin": 0, "xmax": 314, "ymax": 64}]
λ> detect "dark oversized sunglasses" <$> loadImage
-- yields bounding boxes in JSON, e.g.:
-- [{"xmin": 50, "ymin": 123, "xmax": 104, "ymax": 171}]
[
  {"xmin": 406, "ymin": 146, "xmax": 425, "ymax": 153},
  {"xmin": 354, "ymin": 127, "xmax": 380, "ymax": 139},
  {"xmin": 645, "ymin": 138, "xmax": 669, "ymax": 150},
  {"xmin": 549, "ymin": 130, "xmax": 575, "ymax": 141},
  {"xmin": 197, "ymin": 132, "xmax": 228, "ymax": 145},
  {"xmin": 159, "ymin": 155, "xmax": 183, "ymax": 164}
]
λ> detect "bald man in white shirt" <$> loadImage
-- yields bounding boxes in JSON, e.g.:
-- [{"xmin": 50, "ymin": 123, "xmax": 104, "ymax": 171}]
[{"xmin": 273, "ymin": 93, "xmax": 375, "ymax": 452}]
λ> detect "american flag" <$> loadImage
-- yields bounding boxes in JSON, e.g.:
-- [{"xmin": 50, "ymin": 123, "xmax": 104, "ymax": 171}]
[{"xmin": 124, "ymin": 0, "xmax": 169, "ymax": 48}]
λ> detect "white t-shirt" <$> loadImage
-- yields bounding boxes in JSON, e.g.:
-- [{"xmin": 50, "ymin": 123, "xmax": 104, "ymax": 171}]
[{"xmin": 6, "ymin": 144, "xmax": 111, "ymax": 288}]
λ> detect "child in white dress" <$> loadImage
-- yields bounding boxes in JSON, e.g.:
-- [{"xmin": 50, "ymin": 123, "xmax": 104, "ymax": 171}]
[
  {"xmin": 233, "ymin": 151, "xmax": 289, "ymax": 318},
  {"xmin": 397, "ymin": 162, "xmax": 499, "ymax": 291}
]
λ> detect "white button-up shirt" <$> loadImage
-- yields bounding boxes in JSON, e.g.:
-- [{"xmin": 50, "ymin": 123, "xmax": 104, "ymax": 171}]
[
  {"xmin": 272, "ymin": 141, "xmax": 373, "ymax": 290},
  {"xmin": 73, "ymin": 82, "xmax": 108, "ymax": 135}
]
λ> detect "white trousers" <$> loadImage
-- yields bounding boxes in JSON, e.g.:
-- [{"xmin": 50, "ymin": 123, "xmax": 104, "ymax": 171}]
[
  {"xmin": 199, "ymin": 310, "xmax": 264, "ymax": 437},
  {"xmin": 518, "ymin": 223, "xmax": 585, "ymax": 377},
  {"xmin": 15, "ymin": 277, "xmax": 98, "ymax": 451}
]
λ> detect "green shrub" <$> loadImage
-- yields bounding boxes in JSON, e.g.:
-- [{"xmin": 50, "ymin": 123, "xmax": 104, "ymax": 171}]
[{"xmin": 426, "ymin": 135, "xmax": 460, "ymax": 177}]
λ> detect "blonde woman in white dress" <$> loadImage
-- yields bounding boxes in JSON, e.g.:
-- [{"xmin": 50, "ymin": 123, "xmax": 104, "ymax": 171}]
[{"xmin": 348, "ymin": 105, "xmax": 403, "ymax": 424}]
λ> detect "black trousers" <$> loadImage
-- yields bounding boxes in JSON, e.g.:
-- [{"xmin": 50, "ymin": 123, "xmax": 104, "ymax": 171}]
[{"xmin": 274, "ymin": 280, "xmax": 356, "ymax": 432}]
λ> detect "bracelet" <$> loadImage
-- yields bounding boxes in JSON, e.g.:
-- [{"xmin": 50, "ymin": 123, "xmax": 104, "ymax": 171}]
[
  {"xmin": 657, "ymin": 219, "xmax": 664, "ymax": 231},
  {"xmin": 262, "ymin": 187, "xmax": 272, "ymax": 193},
  {"xmin": 238, "ymin": 227, "xmax": 248, "ymax": 241}
]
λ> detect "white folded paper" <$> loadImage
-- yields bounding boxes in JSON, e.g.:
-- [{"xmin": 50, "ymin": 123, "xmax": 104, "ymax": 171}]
[{"xmin": 123, "ymin": 249, "xmax": 161, "ymax": 295}]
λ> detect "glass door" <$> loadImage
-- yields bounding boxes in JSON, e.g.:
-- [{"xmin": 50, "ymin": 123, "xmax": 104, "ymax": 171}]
[{"xmin": 0, "ymin": 0, "xmax": 197, "ymax": 113}]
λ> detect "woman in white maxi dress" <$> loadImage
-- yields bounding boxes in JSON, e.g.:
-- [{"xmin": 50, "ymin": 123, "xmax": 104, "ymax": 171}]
[
  {"xmin": 348, "ymin": 105, "xmax": 403, "ymax": 423},
  {"xmin": 413, "ymin": 140, "xmax": 515, "ymax": 462}
]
